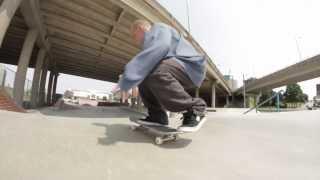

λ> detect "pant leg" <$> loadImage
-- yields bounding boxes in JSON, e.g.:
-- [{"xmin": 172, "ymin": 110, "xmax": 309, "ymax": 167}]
[
  {"xmin": 138, "ymin": 80, "xmax": 168, "ymax": 123},
  {"xmin": 142, "ymin": 58, "xmax": 206, "ymax": 115}
]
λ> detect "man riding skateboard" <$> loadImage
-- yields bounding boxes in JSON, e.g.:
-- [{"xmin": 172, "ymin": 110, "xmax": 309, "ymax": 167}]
[{"xmin": 114, "ymin": 20, "xmax": 207, "ymax": 132}]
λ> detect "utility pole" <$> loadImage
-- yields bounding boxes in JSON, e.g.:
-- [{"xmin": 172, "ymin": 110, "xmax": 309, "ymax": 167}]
[{"xmin": 185, "ymin": 0, "xmax": 191, "ymax": 33}]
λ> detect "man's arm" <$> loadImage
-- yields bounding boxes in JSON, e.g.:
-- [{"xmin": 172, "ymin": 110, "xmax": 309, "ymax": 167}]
[{"xmin": 118, "ymin": 26, "xmax": 172, "ymax": 91}]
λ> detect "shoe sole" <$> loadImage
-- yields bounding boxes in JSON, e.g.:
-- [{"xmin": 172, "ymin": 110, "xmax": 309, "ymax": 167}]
[
  {"xmin": 178, "ymin": 117, "xmax": 207, "ymax": 132},
  {"xmin": 137, "ymin": 120, "xmax": 168, "ymax": 127}
]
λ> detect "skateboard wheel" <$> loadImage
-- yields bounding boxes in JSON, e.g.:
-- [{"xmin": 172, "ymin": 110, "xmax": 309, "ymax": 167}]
[{"xmin": 155, "ymin": 137, "xmax": 163, "ymax": 145}]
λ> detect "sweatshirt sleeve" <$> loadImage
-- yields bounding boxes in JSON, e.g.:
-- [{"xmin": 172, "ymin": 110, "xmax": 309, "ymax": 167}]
[{"xmin": 118, "ymin": 26, "xmax": 172, "ymax": 91}]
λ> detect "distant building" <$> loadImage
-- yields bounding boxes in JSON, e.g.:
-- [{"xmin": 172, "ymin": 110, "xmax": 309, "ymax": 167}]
[
  {"xmin": 89, "ymin": 90, "xmax": 110, "ymax": 101},
  {"xmin": 64, "ymin": 89, "xmax": 110, "ymax": 101},
  {"xmin": 224, "ymin": 75, "xmax": 238, "ymax": 91},
  {"xmin": 317, "ymin": 84, "xmax": 320, "ymax": 96}
]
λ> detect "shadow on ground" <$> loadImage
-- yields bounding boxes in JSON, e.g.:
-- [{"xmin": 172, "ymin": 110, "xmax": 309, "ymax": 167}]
[
  {"xmin": 38, "ymin": 106, "xmax": 144, "ymax": 119},
  {"xmin": 93, "ymin": 123, "xmax": 192, "ymax": 149}
]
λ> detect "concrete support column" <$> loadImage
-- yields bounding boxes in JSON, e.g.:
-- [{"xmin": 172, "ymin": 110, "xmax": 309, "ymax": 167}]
[
  {"xmin": 124, "ymin": 92, "xmax": 129, "ymax": 104},
  {"xmin": 137, "ymin": 95, "xmax": 142, "ymax": 112},
  {"xmin": 52, "ymin": 73, "xmax": 59, "ymax": 104},
  {"xmin": 211, "ymin": 82, "xmax": 216, "ymax": 108},
  {"xmin": 30, "ymin": 48, "xmax": 46, "ymax": 108},
  {"xmin": 131, "ymin": 87, "xmax": 138, "ymax": 108},
  {"xmin": 255, "ymin": 91, "xmax": 262, "ymax": 106},
  {"xmin": 39, "ymin": 57, "xmax": 49, "ymax": 106},
  {"xmin": 195, "ymin": 88, "xmax": 200, "ymax": 98},
  {"xmin": 0, "ymin": 0, "xmax": 23, "ymax": 46},
  {"xmin": 13, "ymin": 29, "xmax": 38, "ymax": 106},
  {"xmin": 46, "ymin": 71, "xmax": 54, "ymax": 105},
  {"xmin": 1, "ymin": 68, "xmax": 6, "ymax": 88},
  {"xmin": 120, "ymin": 92, "xmax": 124, "ymax": 103},
  {"xmin": 225, "ymin": 95, "xmax": 230, "ymax": 107},
  {"xmin": 120, "ymin": 92, "xmax": 129, "ymax": 104}
]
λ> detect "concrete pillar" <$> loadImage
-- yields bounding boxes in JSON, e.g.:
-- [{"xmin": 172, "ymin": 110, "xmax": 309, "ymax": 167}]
[
  {"xmin": 1, "ymin": 67, "xmax": 6, "ymax": 88},
  {"xmin": 131, "ymin": 87, "xmax": 138, "ymax": 107},
  {"xmin": 121, "ymin": 92, "xmax": 128, "ymax": 104},
  {"xmin": 13, "ymin": 29, "xmax": 38, "ymax": 106},
  {"xmin": 120, "ymin": 92, "xmax": 124, "ymax": 103},
  {"xmin": 30, "ymin": 48, "xmax": 46, "ymax": 108},
  {"xmin": 38, "ymin": 57, "xmax": 49, "ymax": 106},
  {"xmin": 124, "ymin": 92, "xmax": 129, "ymax": 104},
  {"xmin": 195, "ymin": 88, "xmax": 200, "ymax": 98},
  {"xmin": 255, "ymin": 91, "xmax": 262, "ymax": 106},
  {"xmin": 226, "ymin": 95, "xmax": 229, "ymax": 107},
  {"xmin": 137, "ymin": 95, "xmax": 143, "ymax": 112},
  {"xmin": 211, "ymin": 82, "xmax": 216, "ymax": 108},
  {"xmin": 52, "ymin": 73, "xmax": 59, "ymax": 104},
  {"xmin": 47, "ymin": 71, "xmax": 54, "ymax": 105},
  {"xmin": 0, "ymin": 0, "xmax": 23, "ymax": 46}
]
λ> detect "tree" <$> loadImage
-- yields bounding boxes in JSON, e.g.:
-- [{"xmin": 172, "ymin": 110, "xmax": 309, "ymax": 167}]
[
  {"xmin": 258, "ymin": 90, "xmax": 276, "ymax": 107},
  {"xmin": 283, "ymin": 83, "xmax": 306, "ymax": 103}
]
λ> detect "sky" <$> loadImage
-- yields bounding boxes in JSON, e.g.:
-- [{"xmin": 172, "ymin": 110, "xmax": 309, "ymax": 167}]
[
  {"xmin": 5, "ymin": 0, "xmax": 320, "ymax": 98},
  {"xmin": 157, "ymin": 0, "xmax": 320, "ymax": 98}
]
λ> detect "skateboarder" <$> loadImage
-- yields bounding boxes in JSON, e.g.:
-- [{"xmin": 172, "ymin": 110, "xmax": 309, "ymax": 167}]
[{"xmin": 113, "ymin": 20, "xmax": 207, "ymax": 132}]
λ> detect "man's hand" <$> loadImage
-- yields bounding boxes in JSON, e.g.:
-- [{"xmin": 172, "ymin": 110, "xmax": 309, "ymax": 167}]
[
  {"xmin": 111, "ymin": 84, "xmax": 120, "ymax": 94},
  {"xmin": 111, "ymin": 84, "xmax": 131, "ymax": 101}
]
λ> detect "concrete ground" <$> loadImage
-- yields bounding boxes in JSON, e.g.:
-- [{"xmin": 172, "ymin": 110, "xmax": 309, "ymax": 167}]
[{"xmin": 0, "ymin": 106, "xmax": 320, "ymax": 180}]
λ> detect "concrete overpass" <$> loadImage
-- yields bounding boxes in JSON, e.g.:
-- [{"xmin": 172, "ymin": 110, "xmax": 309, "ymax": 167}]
[
  {"xmin": 0, "ymin": 0, "xmax": 231, "ymax": 110},
  {"xmin": 236, "ymin": 54, "xmax": 320, "ymax": 94}
]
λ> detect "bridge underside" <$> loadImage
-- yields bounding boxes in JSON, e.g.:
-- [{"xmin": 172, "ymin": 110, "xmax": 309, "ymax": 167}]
[{"xmin": 0, "ymin": 0, "xmax": 231, "ymax": 109}]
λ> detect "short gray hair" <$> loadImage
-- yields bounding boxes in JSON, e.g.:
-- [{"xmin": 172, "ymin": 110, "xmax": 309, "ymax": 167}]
[{"xmin": 131, "ymin": 19, "xmax": 152, "ymax": 31}]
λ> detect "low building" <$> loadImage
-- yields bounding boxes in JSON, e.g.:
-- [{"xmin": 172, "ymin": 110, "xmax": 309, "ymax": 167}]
[{"xmin": 64, "ymin": 89, "xmax": 110, "ymax": 102}]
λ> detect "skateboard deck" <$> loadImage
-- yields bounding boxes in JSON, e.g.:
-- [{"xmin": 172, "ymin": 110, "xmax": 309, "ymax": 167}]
[{"xmin": 129, "ymin": 117, "xmax": 185, "ymax": 145}]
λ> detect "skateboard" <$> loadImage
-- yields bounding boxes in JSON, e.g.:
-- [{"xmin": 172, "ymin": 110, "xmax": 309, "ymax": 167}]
[{"xmin": 129, "ymin": 117, "xmax": 186, "ymax": 145}]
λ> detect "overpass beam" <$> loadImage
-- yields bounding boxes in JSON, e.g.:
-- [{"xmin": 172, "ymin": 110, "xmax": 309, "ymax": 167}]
[
  {"xmin": 0, "ymin": 0, "xmax": 23, "ymax": 46},
  {"xmin": 30, "ymin": 48, "xmax": 46, "ymax": 108},
  {"xmin": 13, "ymin": 29, "xmax": 38, "ymax": 106}
]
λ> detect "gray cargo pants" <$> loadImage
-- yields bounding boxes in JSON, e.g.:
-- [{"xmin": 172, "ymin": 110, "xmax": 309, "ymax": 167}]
[{"xmin": 138, "ymin": 58, "xmax": 207, "ymax": 122}]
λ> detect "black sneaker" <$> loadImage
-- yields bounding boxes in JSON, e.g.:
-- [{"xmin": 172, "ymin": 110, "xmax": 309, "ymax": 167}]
[
  {"xmin": 178, "ymin": 111, "xmax": 207, "ymax": 132},
  {"xmin": 137, "ymin": 116, "xmax": 168, "ymax": 126}
]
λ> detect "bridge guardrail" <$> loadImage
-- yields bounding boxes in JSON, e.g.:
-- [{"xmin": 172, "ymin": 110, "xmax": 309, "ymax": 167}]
[{"xmin": 243, "ymin": 90, "xmax": 284, "ymax": 114}]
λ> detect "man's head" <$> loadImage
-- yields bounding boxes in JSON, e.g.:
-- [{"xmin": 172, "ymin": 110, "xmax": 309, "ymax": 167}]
[{"xmin": 131, "ymin": 19, "xmax": 152, "ymax": 46}]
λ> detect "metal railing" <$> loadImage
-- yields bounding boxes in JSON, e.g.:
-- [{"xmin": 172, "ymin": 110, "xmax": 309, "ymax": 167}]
[
  {"xmin": 243, "ymin": 90, "xmax": 284, "ymax": 114},
  {"xmin": 0, "ymin": 64, "xmax": 33, "ymax": 102}
]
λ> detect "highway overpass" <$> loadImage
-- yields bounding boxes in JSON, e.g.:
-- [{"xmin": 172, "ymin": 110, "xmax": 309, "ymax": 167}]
[
  {"xmin": 236, "ymin": 54, "xmax": 320, "ymax": 94},
  {"xmin": 0, "ymin": 0, "xmax": 231, "ymax": 110}
]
